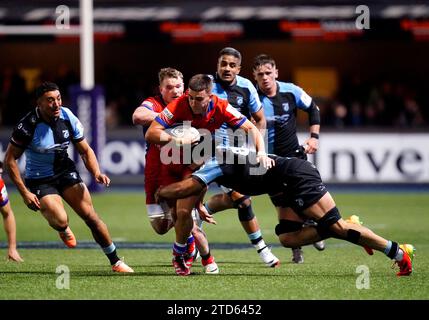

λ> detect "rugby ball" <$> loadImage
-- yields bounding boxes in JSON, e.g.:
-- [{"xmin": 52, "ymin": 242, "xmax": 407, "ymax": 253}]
[{"xmin": 166, "ymin": 125, "xmax": 201, "ymax": 144}]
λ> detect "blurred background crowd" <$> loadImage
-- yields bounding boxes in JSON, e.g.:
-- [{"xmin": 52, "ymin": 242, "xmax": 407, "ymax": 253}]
[
  {"xmin": 1, "ymin": 65, "xmax": 427, "ymax": 129},
  {"xmin": 1, "ymin": 0, "xmax": 428, "ymax": 130}
]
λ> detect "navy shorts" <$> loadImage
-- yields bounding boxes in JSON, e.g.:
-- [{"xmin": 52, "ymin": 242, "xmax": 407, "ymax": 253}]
[
  {"xmin": 25, "ymin": 169, "xmax": 83, "ymax": 199},
  {"xmin": 269, "ymin": 160, "xmax": 328, "ymax": 214}
]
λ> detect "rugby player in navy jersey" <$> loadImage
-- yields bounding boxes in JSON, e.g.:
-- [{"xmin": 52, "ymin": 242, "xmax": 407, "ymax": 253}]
[
  {"xmin": 4, "ymin": 82, "xmax": 133, "ymax": 273},
  {"xmin": 253, "ymin": 53, "xmax": 325, "ymax": 263},
  {"xmin": 203, "ymin": 47, "xmax": 280, "ymax": 268},
  {"xmin": 157, "ymin": 147, "xmax": 415, "ymax": 277}
]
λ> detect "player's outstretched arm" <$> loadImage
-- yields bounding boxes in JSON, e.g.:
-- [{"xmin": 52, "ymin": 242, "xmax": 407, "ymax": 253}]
[
  {"xmin": 4, "ymin": 144, "xmax": 40, "ymax": 211},
  {"xmin": 239, "ymin": 119, "xmax": 275, "ymax": 169},
  {"xmin": 75, "ymin": 139, "xmax": 110, "ymax": 187}
]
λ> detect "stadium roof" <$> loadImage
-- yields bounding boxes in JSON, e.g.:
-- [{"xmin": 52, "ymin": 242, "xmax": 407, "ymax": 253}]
[{"xmin": 1, "ymin": 0, "xmax": 429, "ymax": 22}]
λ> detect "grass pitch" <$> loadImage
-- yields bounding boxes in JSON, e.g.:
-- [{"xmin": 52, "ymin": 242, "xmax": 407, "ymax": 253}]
[{"xmin": 0, "ymin": 190, "xmax": 428, "ymax": 300}]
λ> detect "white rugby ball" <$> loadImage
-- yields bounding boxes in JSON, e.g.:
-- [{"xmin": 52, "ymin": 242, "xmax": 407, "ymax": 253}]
[{"xmin": 166, "ymin": 125, "xmax": 201, "ymax": 143}]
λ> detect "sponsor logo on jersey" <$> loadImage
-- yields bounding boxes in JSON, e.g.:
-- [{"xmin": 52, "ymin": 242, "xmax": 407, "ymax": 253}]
[
  {"xmin": 267, "ymin": 114, "xmax": 290, "ymax": 123},
  {"xmin": 295, "ymin": 198, "xmax": 304, "ymax": 207},
  {"xmin": 282, "ymin": 102, "xmax": 289, "ymax": 112},
  {"xmin": 163, "ymin": 108, "xmax": 174, "ymax": 120}
]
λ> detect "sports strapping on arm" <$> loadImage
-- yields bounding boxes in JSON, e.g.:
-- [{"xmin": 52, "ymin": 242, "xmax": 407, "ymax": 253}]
[{"xmin": 307, "ymin": 101, "xmax": 321, "ymax": 126}]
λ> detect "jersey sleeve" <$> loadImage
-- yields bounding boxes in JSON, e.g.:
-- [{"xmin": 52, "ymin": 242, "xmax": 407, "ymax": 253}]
[
  {"xmin": 223, "ymin": 103, "xmax": 247, "ymax": 129},
  {"xmin": 155, "ymin": 102, "xmax": 181, "ymax": 128},
  {"xmin": 288, "ymin": 83, "xmax": 313, "ymax": 110},
  {"xmin": 246, "ymin": 80, "xmax": 263, "ymax": 114},
  {"xmin": 140, "ymin": 97, "xmax": 164, "ymax": 113},
  {"xmin": 10, "ymin": 119, "xmax": 34, "ymax": 149},
  {"xmin": 140, "ymin": 99, "xmax": 155, "ymax": 111},
  {"xmin": 62, "ymin": 107, "xmax": 84, "ymax": 142}
]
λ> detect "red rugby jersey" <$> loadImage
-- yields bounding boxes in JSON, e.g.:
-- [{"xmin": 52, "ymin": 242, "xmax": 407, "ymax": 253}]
[
  {"xmin": 140, "ymin": 95, "xmax": 166, "ymax": 115},
  {"xmin": 155, "ymin": 93, "xmax": 246, "ymax": 132}
]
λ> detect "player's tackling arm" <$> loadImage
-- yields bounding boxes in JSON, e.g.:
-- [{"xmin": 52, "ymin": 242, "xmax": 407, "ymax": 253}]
[
  {"xmin": 239, "ymin": 119, "xmax": 274, "ymax": 169},
  {"xmin": 145, "ymin": 120, "xmax": 175, "ymax": 146},
  {"xmin": 158, "ymin": 177, "xmax": 203, "ymax": 200},
  {"xmin": 132, "ymin": 106, "xmax": 159, "ymax": 127}
]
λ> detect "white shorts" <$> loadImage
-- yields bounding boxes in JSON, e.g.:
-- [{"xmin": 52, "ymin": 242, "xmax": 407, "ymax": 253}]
[
  {"xmin": 146, "ymin": 203, "xmax": 202, "ymax": 225},
  {"xmin": 146, "ymin": 202, "xmax": 171, "ymax": 221}
]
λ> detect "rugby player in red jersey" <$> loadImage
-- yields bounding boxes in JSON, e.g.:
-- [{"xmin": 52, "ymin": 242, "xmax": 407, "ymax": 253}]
[
  {"xmin": 146, "ymin": 74, "xmax": 274, "ymax": 275},
  {"xmin": 133, "ymin": 69, "xmax": 218, "ymax": 274}
]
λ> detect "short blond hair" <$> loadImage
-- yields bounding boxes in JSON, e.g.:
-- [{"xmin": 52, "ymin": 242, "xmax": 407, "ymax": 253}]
[{"xmin": 158, "ymin": 68, "xmax": 183, "ymax": 85}]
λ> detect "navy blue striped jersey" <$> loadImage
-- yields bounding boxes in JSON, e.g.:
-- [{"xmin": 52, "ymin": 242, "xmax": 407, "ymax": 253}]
[
  {"xmin": 212, "ymin": 74, "xmax": 262, "ymax": 146},
  {"xmin": 212, "ymin": 74, "xmax": 262, "ymax": 119},
  {"xmin": 10, "ymin": 107, "xmax": 84, "ymax": 179},
  {"xmin": 259, "ymin": 81, "xmax": 313, "ymax": 156},
  {"xmin": 192, "ymin": 148, "xmax": 291, "ymax": 196}
]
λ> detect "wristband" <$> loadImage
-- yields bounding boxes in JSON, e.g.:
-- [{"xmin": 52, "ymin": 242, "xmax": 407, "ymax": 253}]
[
  {"xmin": 257, "ymin": 152, "xmax": 267, "ymax": 156},
  {"xmin": 310, "ymin": 132, "xmax": 319, "ymax": 139}
]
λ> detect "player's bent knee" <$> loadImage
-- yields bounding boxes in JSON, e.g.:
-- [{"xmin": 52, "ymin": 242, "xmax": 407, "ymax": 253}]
[
  {"xmin": 278, "ymin": 234, "xmax": 298, "ymax": 248},
  {"xmin": 315, "ymin": 206, "xmax": 342, "ymax": 239},
  {"xmin": 275, "ymin": 219, "xmax": 303, "ymax": 236}
]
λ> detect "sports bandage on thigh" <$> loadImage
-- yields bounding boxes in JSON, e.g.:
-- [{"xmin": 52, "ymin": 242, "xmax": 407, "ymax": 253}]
[
  {"xmin": 315, "ymin": 207, "xmax": 342, "ymax": 240},
  {"xmin": 146, "ymin": 203, "xmax": 172, "ymax": 221},
  {"xmin": 275, "ymin": 220, "xmax": 304, "ymax": 236}
]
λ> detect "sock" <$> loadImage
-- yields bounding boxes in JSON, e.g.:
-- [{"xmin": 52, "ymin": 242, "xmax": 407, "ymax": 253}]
[
  {"xmin": 103, "ymin": 243, "xmax": 120, "ymax": 265},
  {"xmin": 186, "ymin": 235, "xmax": 195, "ymax": 255},
  {"xmin": 395, "ymin": 249, "xmax": 404, "ymax": 262},
  {"xmin": 248, "ymin": 230, "xmax": 264, "ymax": 248},
  {"xmin": 202, "ymin": 251, "xmax": 214, "ymax": 266},
  {"xmin": 173, "ymin": 242, "xmax": 187, "ymax": 256},
  {"xmin": 384, "ymin": 241, "xmax": 400, "ymax": 260},
  {"xmin": 201, "ymin": 250, "xmax": 211, "ymax": 261},
  {"xmin": 58, "ymin": 226, "xmax": 68, "ymax": 233}
]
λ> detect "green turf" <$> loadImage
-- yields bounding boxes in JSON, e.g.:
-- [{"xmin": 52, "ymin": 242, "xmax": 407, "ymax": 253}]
[{"xmin": 0, "ymin": 191, "xmax": 428, "ymax": 300}]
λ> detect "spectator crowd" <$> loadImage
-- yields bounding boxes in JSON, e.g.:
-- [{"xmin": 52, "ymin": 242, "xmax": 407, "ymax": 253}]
[{"xmin": 1, "ymin": 67, "xmax": 428, "ymax": 130}]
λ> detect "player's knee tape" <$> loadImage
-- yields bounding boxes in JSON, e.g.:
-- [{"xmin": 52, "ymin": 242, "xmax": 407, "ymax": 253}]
[
  {"xmin": 275, "ymin": 220, "xmax": 303, "ymax": 236},
  {"xmin": 237, "ymin": 203, "xmax": 255, "ymax": 221},
  {"xmin": 232, "ymin": 195, "xmax": 250, "ymax": 209},
  {"xmin": 316, "ymin": 207, "xmax": 341, "ymax": 239}
]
